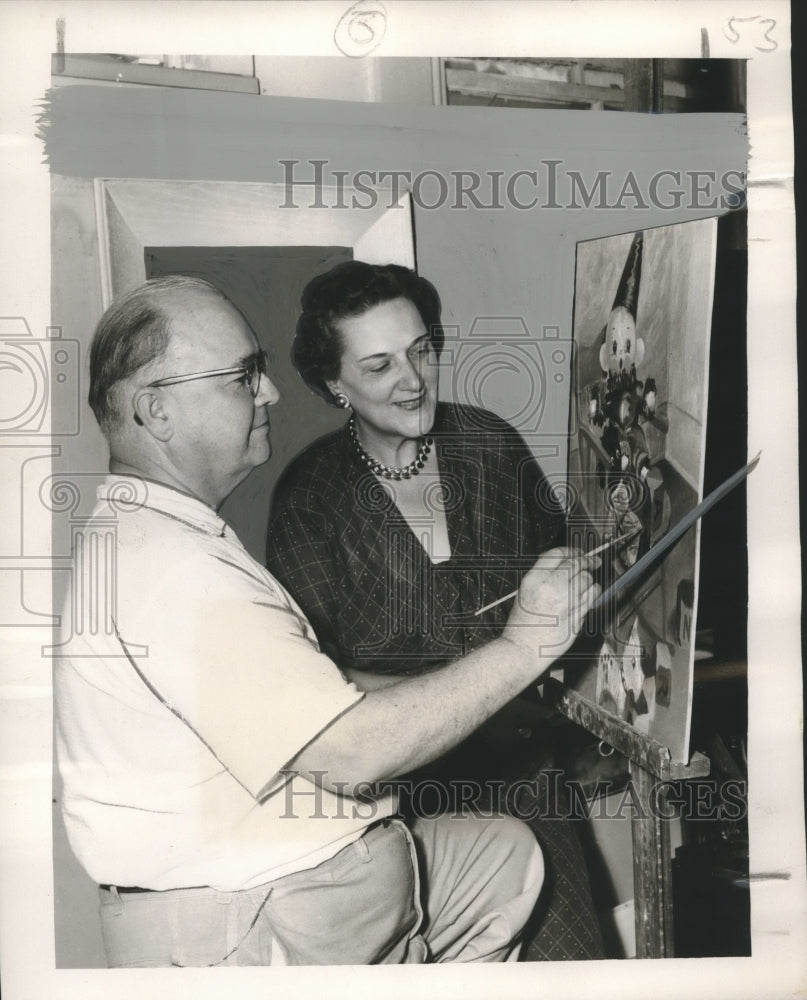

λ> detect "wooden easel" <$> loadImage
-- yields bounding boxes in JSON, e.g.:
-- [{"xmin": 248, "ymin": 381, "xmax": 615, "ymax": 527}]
[
  {"xmin": 542, "ymin": 60, "xmax": 740, "ymax": 960},
  {"xmin": 543, "ymin": 677, "xmax": 710, "ymax": 959}
]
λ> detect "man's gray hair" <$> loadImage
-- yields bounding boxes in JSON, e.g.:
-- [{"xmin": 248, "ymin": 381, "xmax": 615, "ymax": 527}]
[{"xmin": 88, "ymin": 275, "xmax": 223, "ymax": 433}]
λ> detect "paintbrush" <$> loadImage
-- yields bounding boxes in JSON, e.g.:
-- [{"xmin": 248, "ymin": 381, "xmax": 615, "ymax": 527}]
[
  {"xmin": 472, "ymin": 452, "xmax": 760, "ymax": 619},
  {"xmin": 590, "ymin": 452, "xmax": 760, "ymax": 614},
  {"xmin": 473, "ymin": 527, "xmax": 641, "ymax": 617}
]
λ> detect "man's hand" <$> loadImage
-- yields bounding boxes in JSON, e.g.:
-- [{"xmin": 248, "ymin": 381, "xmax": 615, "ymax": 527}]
[
  {"xmin": 503, "ymin": 547, "xmax": 600, "ymax": 668},
  {"xmin": 291, "ymin": 548, "xmax": 599, "ymax": 790}
]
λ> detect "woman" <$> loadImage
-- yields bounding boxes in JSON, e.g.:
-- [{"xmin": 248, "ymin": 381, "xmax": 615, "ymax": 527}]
[{"xmin": 266, "ymin": 261, "xmax": 604, "ymax": 961}]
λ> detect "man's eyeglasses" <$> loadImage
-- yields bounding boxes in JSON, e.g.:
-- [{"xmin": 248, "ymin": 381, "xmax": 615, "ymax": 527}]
[{"xmin": 147, "ymin": 350, "xmax": 268, "ymax": 399}]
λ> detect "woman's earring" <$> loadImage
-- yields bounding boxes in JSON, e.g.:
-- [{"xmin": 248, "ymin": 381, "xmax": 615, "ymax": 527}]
[{"xmin": 334, "ymin": 392, "xmax": 351, "ymax": 409}]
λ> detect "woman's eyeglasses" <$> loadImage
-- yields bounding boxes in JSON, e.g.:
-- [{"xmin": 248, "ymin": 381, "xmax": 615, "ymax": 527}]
[{"xmin": 147, "ymin": 350, "xmax": 268, "ymax": 399}]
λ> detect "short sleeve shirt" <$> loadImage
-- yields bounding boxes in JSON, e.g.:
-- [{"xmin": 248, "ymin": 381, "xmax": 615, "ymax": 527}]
[{"xmin": 54, "ymin": 477, "xmax": 392, "ymax": 891}]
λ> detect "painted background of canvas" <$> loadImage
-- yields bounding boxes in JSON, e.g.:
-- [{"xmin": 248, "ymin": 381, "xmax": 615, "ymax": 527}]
[{"xmin": 566, "ymin": 219, "xmax": 717, "ymax": 761}]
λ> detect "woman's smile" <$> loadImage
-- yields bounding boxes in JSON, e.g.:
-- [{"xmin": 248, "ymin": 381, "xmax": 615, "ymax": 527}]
[{"xmin": 394, "ymin": 392, "xmax": 426, "ymax": 410}]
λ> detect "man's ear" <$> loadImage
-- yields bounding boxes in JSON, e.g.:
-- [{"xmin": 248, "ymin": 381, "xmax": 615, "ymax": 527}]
[{"xmin": 132, "ymin": 389, "xmax": 173, "ymax": 442}]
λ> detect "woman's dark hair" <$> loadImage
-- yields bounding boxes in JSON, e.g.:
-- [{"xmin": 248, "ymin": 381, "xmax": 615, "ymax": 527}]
[{"xmin": 292, "ymin": 261, "xmax": 443, "ymax": 404}]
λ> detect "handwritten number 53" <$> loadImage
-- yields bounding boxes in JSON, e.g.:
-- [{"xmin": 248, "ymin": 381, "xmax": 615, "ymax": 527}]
[{"xmin": 723, "ymin": 15, "xmax": 777, "ymax": 51}]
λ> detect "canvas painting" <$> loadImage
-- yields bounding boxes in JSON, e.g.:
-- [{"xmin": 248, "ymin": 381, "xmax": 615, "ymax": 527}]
[{"xmin": 565, "ymin": 219, "xmax": 718, "ymax": 762}]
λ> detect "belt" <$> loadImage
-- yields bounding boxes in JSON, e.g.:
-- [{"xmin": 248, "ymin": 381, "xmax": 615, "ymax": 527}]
[
  {"xmin": 99, "ymin": 883, "xmax": 158, "ymax": 894},
  {"xmin": 98, "ymin": 817, "xmax": 404, "ymax": 896}
]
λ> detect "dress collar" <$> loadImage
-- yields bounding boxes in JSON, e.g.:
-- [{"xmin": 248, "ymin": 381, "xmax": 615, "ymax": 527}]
[{"xmin": 96, "ymin": 475, "xmax": 228, "ymax": 537}]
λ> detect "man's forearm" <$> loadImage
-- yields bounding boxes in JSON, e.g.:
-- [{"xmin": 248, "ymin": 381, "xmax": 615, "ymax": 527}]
[
  {"xmin": 289, "ymin": 548, "xmax": 597, "ymax": 795},
  {"xmin": 291, "ymin": 635, "xmax": 549, "ymax": 791},
  {"xmin": 343, "ymin": 667, "xmax": 404, "ymax": 692}
]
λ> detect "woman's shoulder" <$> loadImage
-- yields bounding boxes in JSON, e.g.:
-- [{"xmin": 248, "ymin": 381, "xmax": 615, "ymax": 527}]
[
  {"xmin": 436, "ymin": 401, "xmax": 521, "ymax": 440},
  {"xmin": 436, "ymin": 403, "xmax": 548, "ymax": 483},
  {"xmin": 272, "ymin": 425, "xmax": 350, "ymax": 510}
]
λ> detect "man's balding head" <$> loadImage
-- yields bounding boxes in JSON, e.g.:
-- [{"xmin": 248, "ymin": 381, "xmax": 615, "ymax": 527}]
[
  {"xmin": 88, "ymin": 276, "xmax": 224, "ymax": 435},
  {"xmin": 88, "ymin": 276, "xmax": 278, "ymax": 508}
]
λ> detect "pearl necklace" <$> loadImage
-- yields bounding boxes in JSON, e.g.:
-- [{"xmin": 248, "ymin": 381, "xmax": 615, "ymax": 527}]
[{"xmin": 349, "ymin": 418, "xmax": 433, "ymax": 480}]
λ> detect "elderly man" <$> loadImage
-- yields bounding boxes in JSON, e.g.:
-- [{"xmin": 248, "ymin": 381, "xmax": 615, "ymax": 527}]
[{"xmin": 55, "ymin": 275, "xmax": 598, "ymax": 967}]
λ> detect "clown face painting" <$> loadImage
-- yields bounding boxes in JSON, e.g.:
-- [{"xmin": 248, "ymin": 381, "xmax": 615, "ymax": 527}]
[{"xmin": 566, "ymin": 219, "xmax": 718, "ymax": 762}]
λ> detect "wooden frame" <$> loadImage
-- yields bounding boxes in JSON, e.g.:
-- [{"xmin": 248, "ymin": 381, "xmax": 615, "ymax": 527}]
[{"xmin": 94, "ymin": 177, "xmax": 416, "ymax": 307}]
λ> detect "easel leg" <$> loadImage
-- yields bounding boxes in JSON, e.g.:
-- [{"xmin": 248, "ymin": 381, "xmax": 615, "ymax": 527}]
[{"xmin": 630, "ymin": 760, "xmax": 674, "ymax": 958}]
